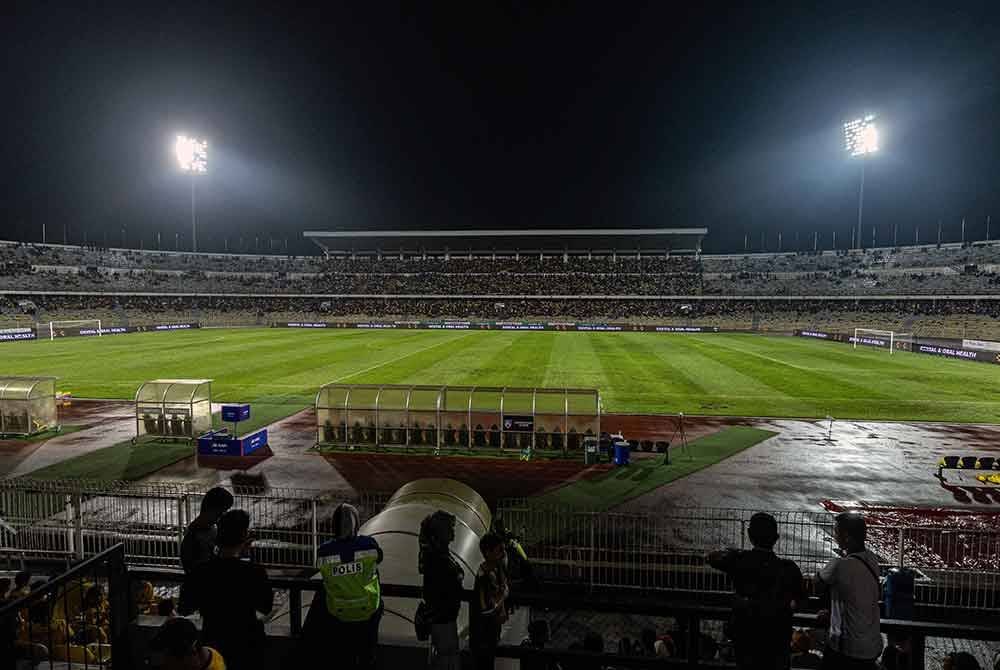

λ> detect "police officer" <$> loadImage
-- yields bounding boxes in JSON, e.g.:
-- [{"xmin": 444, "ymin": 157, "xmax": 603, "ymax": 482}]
[{"xmin": 302, "ymin": 503, "xmax": 383, "ymax": 669}]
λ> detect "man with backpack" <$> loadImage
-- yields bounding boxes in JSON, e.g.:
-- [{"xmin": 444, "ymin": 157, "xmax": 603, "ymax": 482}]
[
  {"xmin": 814, "ymin": 512, "xmax": 882, "ymax": 670},
  {"xmin": 708, "ymin": 512, "xmax": 804, "ymax": 670}
]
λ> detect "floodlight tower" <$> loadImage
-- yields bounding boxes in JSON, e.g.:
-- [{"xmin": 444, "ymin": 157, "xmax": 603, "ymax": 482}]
[
  {"xmin": 175, "ymin": 134, "xmax": 208, "ymax": 252},
  {"xmin": 843, "ymin": 115, "xmax": 878, "ymax": 249}
]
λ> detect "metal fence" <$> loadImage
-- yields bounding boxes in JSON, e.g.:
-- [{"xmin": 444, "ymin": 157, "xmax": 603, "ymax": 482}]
[
  {"xmin": 494, "ymin": 500, "xmax": 1000, "ymax": 611},
  {"xmin": 3, "ymin": 478, "xmax": 999, "ymax": 611},
  {"xmin": 0, "ymin": 478, "xmax": 390, "ymax": 570}
]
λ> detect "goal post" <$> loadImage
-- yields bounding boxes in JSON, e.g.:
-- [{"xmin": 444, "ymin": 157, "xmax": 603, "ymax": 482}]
[
  {"xmin": 853, "ymin": 328, "xmax": 912, "ymax": 354},
  {"xmin": 49, "ymin": 319, "xmax": 102, "ymax": 340}
]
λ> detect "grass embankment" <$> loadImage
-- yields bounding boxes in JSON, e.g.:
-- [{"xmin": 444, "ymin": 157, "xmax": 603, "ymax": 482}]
[{"xmin": 534, "ymin": 426, "xmax": 778, "ymax": 511}]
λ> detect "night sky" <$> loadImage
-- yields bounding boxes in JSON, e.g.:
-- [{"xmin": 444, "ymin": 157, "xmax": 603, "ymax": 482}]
[{"xmin": 3, "ymin": 2, "xmax": 999, "ymax": 254}]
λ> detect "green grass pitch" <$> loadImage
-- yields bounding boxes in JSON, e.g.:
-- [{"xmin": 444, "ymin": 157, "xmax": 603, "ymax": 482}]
[{"xmin": 4, "ymin": 328, "xmax": 999, "ymax": 423}]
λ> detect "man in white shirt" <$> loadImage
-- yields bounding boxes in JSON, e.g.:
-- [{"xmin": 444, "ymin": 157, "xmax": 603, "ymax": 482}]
[{"xmin": 815, "ymin": 512, "xmax": 882, "ymax": 669}]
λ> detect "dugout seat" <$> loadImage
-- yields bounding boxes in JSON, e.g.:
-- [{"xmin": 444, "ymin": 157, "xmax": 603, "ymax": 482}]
[
  {"xmin": 976, "ymin": 457, "xmax": 997, "ymax": 470},
  {"xmin": 960, "ymin": 456, "xmax": 979, "ymax": 469},
  {"xmin": 535, "ymin": 428, "xmax": 549, "ymax": 449},
  {"xmin": 473, "ymin": 424, "xmax": 485, "ymax": 447},
  {"xmin": 551, "ymin": 428, "xmax": 563, "ymax": 450}
]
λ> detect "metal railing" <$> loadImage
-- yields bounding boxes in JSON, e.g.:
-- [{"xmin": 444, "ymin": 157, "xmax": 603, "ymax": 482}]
[
  {"xmin": 496, "ymin": 501, "xmax": 1000, "ymax": 611},
  {"xmin": 0, "ymin": 543, "xmax": 127, "ymax": 670},
  {"xmin": 4, "ymin": 478, "xmax": 1000, "ymax": 611},
  {"xmin": 126, "ymin": 567, "xmax": 1000, "ymax": 670}
]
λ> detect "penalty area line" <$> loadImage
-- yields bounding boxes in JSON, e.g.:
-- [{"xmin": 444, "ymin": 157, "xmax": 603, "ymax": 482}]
[{"xmin": 328, "ymin": 332, "xmax": 475, "ymax": 383}]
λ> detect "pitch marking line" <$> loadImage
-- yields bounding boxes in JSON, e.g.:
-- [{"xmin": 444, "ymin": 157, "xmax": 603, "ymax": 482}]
[{"xmin": 328, "ymin": 332, "xmax": 475, "ymax": 383}]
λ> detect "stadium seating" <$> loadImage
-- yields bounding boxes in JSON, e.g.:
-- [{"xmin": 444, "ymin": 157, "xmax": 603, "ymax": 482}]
[{"xmin": 2, "ymin": 239, "xmax": 999, "ymax": 339}]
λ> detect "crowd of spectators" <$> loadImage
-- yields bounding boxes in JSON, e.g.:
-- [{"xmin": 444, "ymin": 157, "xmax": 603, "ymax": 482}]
[{"xmin": 3, "ymin": 239, "xmax": 999, "ymax": 297}]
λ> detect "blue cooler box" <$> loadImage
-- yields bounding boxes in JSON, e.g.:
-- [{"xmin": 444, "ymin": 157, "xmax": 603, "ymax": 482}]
[{"xmin": 613, "ymin": 441, "xmax": 630, "ymax": 466}]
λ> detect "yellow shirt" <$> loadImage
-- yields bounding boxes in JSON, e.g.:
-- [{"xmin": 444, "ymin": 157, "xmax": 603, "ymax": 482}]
[{"xmin": 204, "ymin": 647, "xmax": 227, "ymax": 670}]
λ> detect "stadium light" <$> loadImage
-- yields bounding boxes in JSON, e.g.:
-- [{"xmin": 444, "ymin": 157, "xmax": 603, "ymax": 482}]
[
  {"xmin": 844, "ymin": 114, "xmax": 878, "ymax": 249},
  {"xmin": 174, "ymin": 134, "xmax": 208, "ymax": 252}
]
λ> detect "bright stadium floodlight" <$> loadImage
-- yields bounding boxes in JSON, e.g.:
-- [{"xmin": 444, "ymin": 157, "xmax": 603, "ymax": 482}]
[
  {"xmin": 843, "ymin": 114, "xmax": 878, "ymax": 157},
  {"xmin": 843, "ymin": 114, "xmax": 878, "ymax": 249},
  {"xmin": 175, "ymin": 134, "xmax": 208, "ymax": 173},
  {"xmin": 175, "ymin": 134, "xmax": 208, "ymax": 252}
]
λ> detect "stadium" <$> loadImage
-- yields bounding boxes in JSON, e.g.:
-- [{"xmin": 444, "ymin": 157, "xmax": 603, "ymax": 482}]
[
  {"xmin": 5, "ymin": 3, "xmax": 1000, "ymax": 669},
  {"xmin": 2, "ymin": 227, "xmax": 1000, "ymax": 666}
]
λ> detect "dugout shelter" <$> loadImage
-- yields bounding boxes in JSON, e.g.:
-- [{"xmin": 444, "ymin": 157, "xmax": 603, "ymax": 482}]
[
  {"xmin": 315, "ymin": 383, "xmax": 601, "ymax": 453},
  {"xmin": 0, "ymin": 376, "xmax": 57, "ymax": 437},
  {"xmin": 134, "ymin": 379, "xmax": 212, "ymax": 442}
]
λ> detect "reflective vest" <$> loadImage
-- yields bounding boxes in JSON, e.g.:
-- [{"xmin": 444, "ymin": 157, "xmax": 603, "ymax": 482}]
[{"xmin": 317, "ymin": 536, "xmax": 382, "ymax": 622}]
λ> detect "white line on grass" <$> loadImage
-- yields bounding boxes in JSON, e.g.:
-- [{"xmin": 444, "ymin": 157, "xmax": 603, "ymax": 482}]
[{"xmin": 328, "ymin": 332, "xmax": 475, "ymax": 383}]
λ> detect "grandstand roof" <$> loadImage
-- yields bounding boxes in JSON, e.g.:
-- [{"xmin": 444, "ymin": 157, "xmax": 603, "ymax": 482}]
[{"xmin": 303, "ymin": 228, "xmax": 707, "ymax": 254}]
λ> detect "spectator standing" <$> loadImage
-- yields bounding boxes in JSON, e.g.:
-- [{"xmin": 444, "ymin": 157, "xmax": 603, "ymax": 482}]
[
  {"xmin": 419, "ymin": 511, "xmax": 464, "ymax": 670},
  {"xmin": 302, "ymin": 504, "xmax": 383, "ymax": 669},
  {"xmin": 815, "ymin": 512, "xmax": 882, "ymax": 670},
  {"xmin": 149, "ymin": 617, "xmax": 226, "ymax": 670},
  {"xmin": 470, "ymin": 532, "xmax": 509, "ymax": 670},
  {"xmin": 179, "ymin": 509, "xmax": 273, "ymax": 670},
  {"xmin": 180, "ymin": 487, "xmax": 234, "ymax": 574},
  {"xmin": 707, "ymin": 512, "xmax": 804, "ymax": 670},
  {"xmin": 10, "ymin": 572, "xmax": 31, "ymax": 600}
]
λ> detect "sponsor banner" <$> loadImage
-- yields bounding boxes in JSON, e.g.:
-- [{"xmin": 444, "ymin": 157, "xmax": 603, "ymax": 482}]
[
  {"xmin": 197, "ymin": 427, "xmax": 268, "ymax": 457},
  {"xmin": 275, "ymin": 321, "xmax": 719, "ymax": 333},
  {"xmin": 848, "ymin": 335, "xmax": 890, "ymax": 348},
  {"xmin": 503, "ymin": 415, "xmax": 534, "ymax": 432},
  {"xmin": 52, "ymin": 322, "xmax": 200, "ymax": 338},
  {"xmin": 795, "ymin": 330, "xmax": 1000, "ymax": 365},
  {"xmin": 916, "ymin": 344, "xmax": 1000, "ymax": 364},
  {"xmin": 0, "ymin": 326, "xmax": 37, "ymax": 342},
  {"xmin": 221, "ymin": 404, "xmax": 251, "ymax": 423},
  {"xmin": 797, "ymin": 330, "xmax": 834, "ymax": 340},
  {"xmin": 963, "ymin": 339, "xmax": 1000, "ymax": 353}
]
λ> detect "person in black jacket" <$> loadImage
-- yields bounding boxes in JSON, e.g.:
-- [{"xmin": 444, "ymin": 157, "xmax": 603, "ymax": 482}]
[
  {"xmin": 180, "ymin": 487, "xmax": 234, "ymax": 574},
  {"xmin": 419, "ymin": 511, "xmax": 464, "ymax": 670},
  {"xmin": 707, "ymin": 512, "xmax": 803, "ymax": 670},
  {"xmin": 179, "ymin": 509, "xmax": 273, "ymax": 670}
]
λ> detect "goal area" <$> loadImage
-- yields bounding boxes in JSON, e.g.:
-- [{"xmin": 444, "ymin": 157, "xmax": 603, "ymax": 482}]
[
  {"xmin": 49, "ymin": 319, "xmax": 102, "ymax": 340},
  {"xmin": 853, "ymin": 328, "xmax": 912, "ymax": 354}
]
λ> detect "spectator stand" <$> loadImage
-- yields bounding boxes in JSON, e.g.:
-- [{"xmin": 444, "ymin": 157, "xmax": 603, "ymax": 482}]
[
  {"xmin": 0, "ymin": 376, "xmax": 58, "ymax": 437},
  {"xmin": 314, "ymin": 383, "xmax": 600, "ymax": 457},
  {"xmin": 133, "ymin": 379, "xmax": 212, "ymax": 444}
]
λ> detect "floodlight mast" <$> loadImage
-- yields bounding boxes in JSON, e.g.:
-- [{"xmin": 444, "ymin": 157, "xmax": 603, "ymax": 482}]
[
  {"xmin": 843, "ymin": 115, "xmax": 878, "ymax": 249},
  {"xmin": 175, "ymin": 134, "xmax": 208, "ymax": 252}
]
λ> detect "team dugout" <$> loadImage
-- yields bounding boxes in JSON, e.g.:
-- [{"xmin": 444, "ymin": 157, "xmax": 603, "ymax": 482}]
[
  {"xmin": 134, "ymin": 379, "xmax": 213, "ymax": 442},
  {"xmin": 0, "ymin": 376, "xmax": 57, "ymax": 437},
  {"xmin": 315, "ymin": 383, "xmax": 600, "ymax": 453}
]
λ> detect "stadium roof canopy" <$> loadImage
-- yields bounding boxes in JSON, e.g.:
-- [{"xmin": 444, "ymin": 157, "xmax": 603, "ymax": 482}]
[{"xmin": 303, "ymin": 228, "xmax": 707, "ymax": 255}]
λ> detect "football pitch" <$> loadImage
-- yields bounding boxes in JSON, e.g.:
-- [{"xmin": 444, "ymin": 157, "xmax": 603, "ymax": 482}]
[{"xmin": 4, "ymin": 328, "xmax": 999, "ymax": 423}]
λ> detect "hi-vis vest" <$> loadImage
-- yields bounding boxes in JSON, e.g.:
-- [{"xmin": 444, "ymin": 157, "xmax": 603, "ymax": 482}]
[{"xmin": 317, "ymin": 536, "xmax": 382, "ymax": 622}]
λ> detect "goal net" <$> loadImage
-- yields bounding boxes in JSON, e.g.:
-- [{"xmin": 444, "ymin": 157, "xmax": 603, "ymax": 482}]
[
  {"xmin": 49, "ymin": 319, "xmax": 102, "ymax": 340},
  {"xmin": 853, "ymin": 328, "xmax": 912, "ymax": 354}
]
